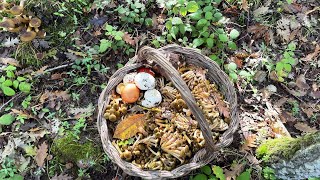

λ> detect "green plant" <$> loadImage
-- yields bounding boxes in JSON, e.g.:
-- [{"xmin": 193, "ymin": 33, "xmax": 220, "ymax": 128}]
[
  {"xmin": 0, "ymin": 65, "xmax": 31, "ymax": 96},
  {"xmin": 99, "ymin": 24, "xmax": 135, "ymax": 55},
  {"xmin": 0, "ymin": 158, "xmax": 23, "ymax": 180},
  {"xmin": 262, "ymin": 167, "xmax": 277, "ymax": 180},
  {"xmin": 0, "ymin": 114, "xmax": 15, "ymax": 126},
  {"xmin": 224, "ymin": 62, "xmax": 254, "ymax": 83},
  {"xmin": 21, "ymin": 95, "xmax": 32, "ymax": 109},
  {"xmin": 156, "ymin": 0, "xmax": 239, "ymax": 53},
  {"xmin": 290, "ymin": 101, "xmax": 300, "ymax": 117},
  {"xmin": 190, "ymin": 165, "xmax": 251, "ymax": 180},
  {"xmin": 273, "ymin": 43, "xmax": 297, "ymax": 82}
]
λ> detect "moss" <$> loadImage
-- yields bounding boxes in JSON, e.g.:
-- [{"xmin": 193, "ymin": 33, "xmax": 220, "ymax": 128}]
[
  {"xmin": 257, "ymin": 132, "xmax": 320, "ymax": 163},
  {"xmin": 51, "ymin": 133, "xmax": 102, "ymax": 163},
  {"xmin": 15, "ymin": 42, "xmax": 41, "ymax": 67}
]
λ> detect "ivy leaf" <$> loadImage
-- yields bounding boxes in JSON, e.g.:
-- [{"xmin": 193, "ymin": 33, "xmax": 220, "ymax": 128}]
[
  {"xmin": 205, "ymin": 12, "xmax": 213, "ymax": 20},
  {"xmin": 1, "ymin": 86, "xmax": 16, "ymax": 96},
  {"xmin": 228, "ymin": 41, "xmax": 237, "ymax": 50},
  {"xmin": 196, "ymin": 19, "xmax": 208, "ymax": 28},
  {"xmin": 13, "ymin": 80, "xmax": 19, "ymax": 89},
  {"xmin": 114, "ymin": 31, "xmax": 124, "ymax": 40},
  {"xmin": 172, "ymin": 17, "xmax": 183, "ymax": 25},
  {"xmin": 218, "ymin": 34, "xmax": 228, "ymax": 42},
  {"xmin": 180, "ymin": 7, "xmax": 187, "ymax": 16},
  {"xmin": 193, "ymin": 173, "xmax": 208, "ymax": 180},
  {"xmin": 187, "ymin": 1, "xmax": 199, "ymax": 12},
  {"xmin": 283, "ymin": 64, "xmax": 292, "ymax": 72},
  {"xmin": 229, "ymin": 29, "xmax": 240, "ymax": 39},
  {"xmin": 2, "ymin": 79, "xmax": 13, "ymax": 86},
  {"xmin": 275, "ymin": 62, "xmax": 284, "ymax": 72},
  {"xmin": 201, "ymin": 165, "xmax": 212, "ymax": 175},
  {"xmin": 212, "ymin": 165, "xmax": 226, "ymax": 180},
  {"xmin": 189, "ymin": 10, "xmax": 202, "ymax": 20}
]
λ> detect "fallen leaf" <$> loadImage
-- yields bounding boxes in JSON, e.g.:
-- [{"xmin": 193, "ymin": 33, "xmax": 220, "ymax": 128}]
[
  {"xmin": 113, "ymin": 114, "xmax": 146, "ymax": 140},
  {"xmin": 253, "ymin": 6, "xmax": 269, "ymax": 18},
  {"xmin": 300, "ymin": 103, "xmax": 316, "ymax": 118},
  {"xmin": 225, "ymin": 162, "xmax": 246, "ymax": 179},
  {"xmin": 241, "ymin": 0, "xmax": 248, "ymax": 12},
  {"xmin": 11, "ymin": 109, "xmax": 34, "ymax": 119},
  {"xmin": 32, "ymin": 66, "xmax": 48, "ymax": 76},
  {"xmin": 294, "ymin": 122, "xmax": 318, "ymax": 133},
  {"xmin": 279, "ymin": 111, "xmax": 296, "ymax": 123},
  {"xmin": 241, "ymin": 134, "xmax": 257, "ymax": 151},
  {"xmin": 296, "ymin": 74, "xmax": 310, "ymax": 90},
  {"xmin": 123, "ymin": 32, "xmax": 136, "ymax": 46},
  {"xmin": 0, "ymin": 57, "xmax": 20, "ymax": 66},
  {"xmin": 283, "ymin": 3, "xmax": 302, "ymax": 13},
  {"xmin": 248, "ymin": 24, "xmax": 270, "ymax": 44},
  {"xmin": 35, "ymin": 141, "xmax": 48, "ymax": 167},
  {"xmin": 301, "ymin": 44, "xmax": 320, "ymax": 61}
]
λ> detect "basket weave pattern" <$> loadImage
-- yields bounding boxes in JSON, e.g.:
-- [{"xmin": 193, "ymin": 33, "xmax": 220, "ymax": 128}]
[{"xmin": 97, "ymin": 45, "xmax": 239, "ymax": 179}]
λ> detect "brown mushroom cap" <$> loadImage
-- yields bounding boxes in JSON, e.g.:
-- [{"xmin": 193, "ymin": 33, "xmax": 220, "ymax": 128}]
[
  {"xmin": 0, "ymin": 18, "xmax": 15, "ymax": 28},
  {"xmin": 20, "ymin": 31, "xmax": 36, "ymax": 42},
  {"xmin": 8, "ymin": 26, "xmax": 22, "ymax": 33},
  {"xmin": 29, "ymin": 17, "xmax": 41, "ymax": 28},
  {"xmin": 37, "ymin": 30, "xmax": 46, "ymax": 38},
  {"xmin": 10, "ymin": 5, "xmax": 23, "ymax": 15}
]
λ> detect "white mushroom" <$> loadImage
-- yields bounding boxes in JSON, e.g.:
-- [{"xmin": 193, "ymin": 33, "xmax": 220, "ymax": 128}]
[
  {"xmin": 123, "ymin": 72, "xmax": 137, "ymax": 84},
  {"xmin": 134, "ymin": 72, "xmax": 156, "ymax": 90},
  {"xmin": 141, "ymin": 89, "xmax": 162, "ymax": 108}
]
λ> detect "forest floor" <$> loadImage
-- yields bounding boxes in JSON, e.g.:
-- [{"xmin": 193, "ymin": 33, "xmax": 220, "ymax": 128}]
[{"xmin": 0, "ymin": 0, "xmax": 319, "ymax": 179}]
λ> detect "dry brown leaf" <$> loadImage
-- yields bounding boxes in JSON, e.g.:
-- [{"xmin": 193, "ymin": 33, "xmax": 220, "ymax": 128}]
[
  {"xmin": 54, "ymin": 91, "xmax": 70, "ymax": 101},
  {"xmin": 11, "ymin": 109, "xmax": 34, "ymax": 119},
  {"xmin": 113, "ymin": 114, "xmax": 146, "ymax": 140},
  {"xmin": 241, "ymin": 0, "xmax": 248, "ymax": 12},
  {"xmin": 296, "ymin": 74, "xmax": 310, "ymax": 90},
  {"xmin": 0, "ymin": 57, "xmax": 20, "ymax": 66},
  {"xmin": 35, "ymin": 141, "xmax": 48, "ymax": 167},
  {"xmin": 294, "ymin": 122, "xmax": 318, "ymax": 133},
  {"xmin": 123, "ymin": 32, "xmax": 135, "ymax": 46},
  {"xmin": 301, "ymin": 44, "xmax": 320, "ymax": 61},
  {"xmin": 32, "ymin": 66, "xmax": 48, "ymax": 76},
  {"xmin": 300, "ymin": 103, "xmax": 316, "ymax": 118},
  {"xmin": 241, "ymin": 134, "xmax": 257, "ymax": 151},
  {"xmin": 248, "ymin": 24, "xmax": 270, "ymax": 44}
]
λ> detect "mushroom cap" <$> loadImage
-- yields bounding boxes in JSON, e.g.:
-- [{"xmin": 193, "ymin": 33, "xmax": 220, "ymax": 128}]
[
  {"xmin": 29, "ymin": 17, "xmax": 41, "ymax": 28},
  {"xmin": 8, "ymin": 26, "xmax": 22, "ymax": 33},
  {"xmin": 0, "ymin": 18, "xmax": 15, "ymax": 28},
  {"xmin": 20, "ymin": 31, "xmax": 36, "ymax": 42},
  {"xmin": 123, "ymin": 72, "xmax": 137, "ymax": 84},
  {"xmin": 10, "ymin": 5, "xmax": 23, "ymax": 15},
  {"xmin": 134, "ymin": 72, "xmax": 156, "ymax": 90},
  {"xmin": 141, "ymin": 89, "xmax": 162, "ymax": 108},
  {"xmin": 37, "ymin": 30, "xmax": 46, "ymax": 38},
  {"xmin": 121, "ymin": 83, "xmax": 140, "ymax": 103}
]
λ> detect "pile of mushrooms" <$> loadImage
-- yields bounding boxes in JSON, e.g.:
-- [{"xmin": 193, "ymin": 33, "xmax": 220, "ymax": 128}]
[
  {"xmin": 105, "ymin": 64, "xmax": 231, "ymax": 170},
  {"xmin": 0, "ymin": 0, "xmax": 45, "ymax": 42}
]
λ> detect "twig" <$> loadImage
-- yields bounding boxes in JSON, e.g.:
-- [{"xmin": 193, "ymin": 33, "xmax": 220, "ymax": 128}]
[
  {"xmin": 0, "ymin": 92, "xmax": 22, "ymax": 111},
  {"xmin": 45, "ymin": 62, "xmax": 74, "ymax": 73}
]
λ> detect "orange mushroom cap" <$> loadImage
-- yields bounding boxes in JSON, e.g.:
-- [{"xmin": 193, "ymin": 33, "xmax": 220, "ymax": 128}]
[
  {"xmin": 121, "ymin": 83, "xmax": 140, "ymax": 103},
  {"xmin": 20, "ymin": 31, "xmax": 36, "ymax": 42}
]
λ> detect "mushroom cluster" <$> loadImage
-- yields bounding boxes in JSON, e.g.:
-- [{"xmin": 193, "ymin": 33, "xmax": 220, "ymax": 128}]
[
  {"xmin": 106, "ymin": 62, "xmax": 231, "ymax": 170},
  {"xmin": 0, "ymin": 0, "xmax": 45, "ymax": 42}
]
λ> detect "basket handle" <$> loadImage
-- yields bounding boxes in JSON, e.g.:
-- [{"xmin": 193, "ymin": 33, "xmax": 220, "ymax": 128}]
[{"xmin": 137, "ymin": 46, "xmax": 217, "ymax": 151}]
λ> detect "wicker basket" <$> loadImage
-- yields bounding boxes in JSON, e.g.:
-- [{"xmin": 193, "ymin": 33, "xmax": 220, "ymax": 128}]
[{"xmin": 97, "ymin": 45, "xmax": 239, "ymax": 179}]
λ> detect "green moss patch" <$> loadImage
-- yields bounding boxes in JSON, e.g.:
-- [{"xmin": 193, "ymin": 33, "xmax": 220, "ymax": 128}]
[
  {"xmin": 257, "ymin": 132, "xmax": 320, "ymax": 163},
  {"xmin": 51, "ymin": 134, "xmax": 102, "ymax": 163}
]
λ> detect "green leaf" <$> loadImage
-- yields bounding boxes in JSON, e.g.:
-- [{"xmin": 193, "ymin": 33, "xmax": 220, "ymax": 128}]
[
  {"xmin": 283, "ymin": 63, "xmax": 292, "ymax": 72},
  {"xmin": 236, "ymin": 170, "xmax": 251, "ymax": 180},
  {"xmin": 19, "ymin": 82, "xmax": 31, "ymax": 93},
  {"xmin": 193, "ymin": 173, "xmax": 208, "ymax": 180},
  {"xmin": 13, "ymin": 80, "xmax": 19, "ymax": 89},
  {"xmin": 145, "ymin": 18, "xmax": 153, "ymax": 26},
  {"xmin": 105, "ymin": 24, "xmax": 113, "ymax": 32},
  {"xmin": 229, "ymin": 29, "xmax": 240, "ymax": 39},
  {"xmin": 227, "ymin": 62, "xmax": 237, "ymax": 71},
  {"xmin": 196, "ymin": 19, "xmax": 208, "ymax": 28},
  {"xmin": 180, "ymin": 6, "xmax": 187, "ymax": 16},
  {"xmin": 239, "ymin": 70, "xmax": 252, "ymax": 78},
  {"xmin": 275, "ymin": 62, "xmax": 284, "ymax": 72},
  {"xmin": 2, "ymin": 86, "xmax": 16, "ymax": 96},
  {"xmin": 6, "ymin": 71, "xmax": 15, "ymax": 78},
  {"xmin": 114, "ymin": 31, "xmax": 124, "ymax": 40},
  {"xmin": 201, "ymin": 165, "xmax": 212, "ymax": 175},
  {"xmin": 99, "ymin": 39, "xmax": 112, "ymax": 53},
  {"xmin": 287, "ymin": 57, "xmax": 296, "ymax": 65},
  {"xmin": 228, "ymin": 41, "xmax": 237, "ymax": 50},
  {"xmin": 229, "ymin": 72, "xmax": 238, "ymax": 80},
  {"xmin": 179, "ymin": 24, "xmax": 186, "ymax": 34},
  {"xmin": 212, "ymin": 165, "xmax": 226, "ymax": 180},
  {"xmin": 172, "ymin": 17, "xmax": 183, "ymax": 25},
  {"xmin": 187, "ymin": 1, "xmax": 199, "ymax": 13},
  {"xmin": 0, "ymin": 76, "xmax": 5, "ymax": 83},
  {"xmin": 205, "ymin": 12, "xmax": 213, "ymax": 20},
  {"xmin": 214, "ymin": 12, "xmax": 223, "ymax": 20},
  {"xmin": 286, "ymin": 0, "xmax": 293, "ymax": 4},
  {"xmin": 0, "ymin": 114, "xmax": 15, "ymax": 125},
  {"xmin": 206, "ymin": 38, "xmax": 214, "ymax": 48},
  {"xmin": 17, "ymin": 76, "xmax": 26, "ymax": 81},
  {"xmin": 288, "ymin": 42, "xmax": 296, "ymax": 51},
  {"xmin": 192, "ymin": 38, "xmax": 204, "ymax": 47},
  {"xmin": 165, "ymin": 21, "xmax": 173, "ymax": 30},
  {"xmin": 218, "ymin": 34, "xmax": 228, "ymax": 42},
  {"xmin": 2, "ymin": 79, "xmax": 13, "ymax": 86},
  {"xmin": 189, "ymin": 10, "xmax": 202, "ymax": 20},
  {"xmin": 4, "ymin": 65, "xmax": 16, "ymax": 71},
  {"xmin": 203, "ymin": 5, "xmax": 213, "ymax": 12}
]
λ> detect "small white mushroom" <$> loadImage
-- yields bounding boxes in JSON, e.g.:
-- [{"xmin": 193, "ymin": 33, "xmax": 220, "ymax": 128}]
[
  {"xmin": 134, "ymin": 72, "xmax": 156, "ymax": 90},
  {"xmin": 123, "ymin": 72, "xmax": 137, "ymax": 84},
  {"xmin": 141, "ymin": 89, "xmax": 162, "ymax": 108}
]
